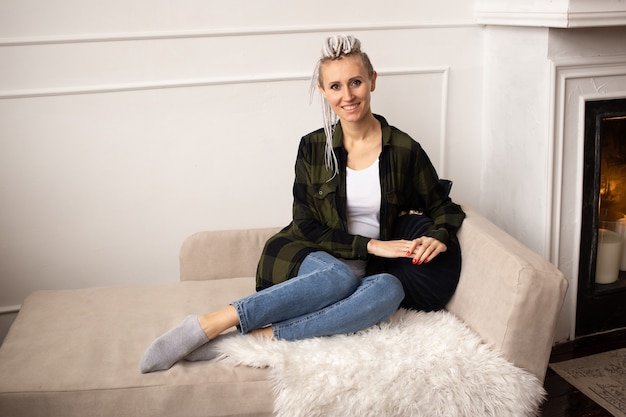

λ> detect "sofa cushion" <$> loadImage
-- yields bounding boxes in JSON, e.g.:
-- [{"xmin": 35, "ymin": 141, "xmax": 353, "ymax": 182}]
[{"xmin": 0, "ymin": 279, "xmax": 273, "ymax": 417}]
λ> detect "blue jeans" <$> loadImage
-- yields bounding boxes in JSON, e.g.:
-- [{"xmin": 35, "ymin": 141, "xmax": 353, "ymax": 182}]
[{"xmin": 232, "ymin": 251, "xmax": 405, "ymax": 340}]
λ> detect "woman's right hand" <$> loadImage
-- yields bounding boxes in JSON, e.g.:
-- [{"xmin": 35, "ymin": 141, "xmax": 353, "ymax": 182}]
[{"xmin": 366, "ymin": 239, "xmax": 415, "ymax": 259}]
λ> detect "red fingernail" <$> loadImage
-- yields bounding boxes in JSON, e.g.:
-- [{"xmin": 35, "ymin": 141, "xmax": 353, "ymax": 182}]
[
  {"xmin": 412, "ymin": 259, "xmax": 418, "ymax": 265},
  {"xmin": 406, "ymin": 251, "xmax": 412, "ymax": 256}
]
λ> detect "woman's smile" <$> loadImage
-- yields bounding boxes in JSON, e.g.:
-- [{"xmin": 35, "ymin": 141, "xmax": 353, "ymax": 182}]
[{"xmin": 342, "ymin": 103, "xmax": 360, "ymax": 112}]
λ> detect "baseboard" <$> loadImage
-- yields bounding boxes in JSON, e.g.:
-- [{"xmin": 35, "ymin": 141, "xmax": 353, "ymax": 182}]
[{"xmin": 550, "ymin": 327, "xmax": 626, "ymax": 363}]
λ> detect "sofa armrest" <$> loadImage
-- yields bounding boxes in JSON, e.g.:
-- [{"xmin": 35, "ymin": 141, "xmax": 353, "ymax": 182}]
[
  {"xmin": 180, "ymin": 227, "xmax": 282, "ymax": 281},
  {"xmin": 447, "ymin": 206, "xmax": 568, "ymax": 381}
]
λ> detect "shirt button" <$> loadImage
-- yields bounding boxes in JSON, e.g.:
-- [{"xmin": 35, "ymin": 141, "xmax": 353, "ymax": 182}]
[{"xmin": 318, "ymin": 190, "xmax": 323, "ymax": 195}]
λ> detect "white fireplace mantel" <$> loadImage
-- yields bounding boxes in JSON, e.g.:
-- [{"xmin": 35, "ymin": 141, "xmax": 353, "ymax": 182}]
[{"xmin": 475, "ymin": 0, "xmax": 626, "ymax": 28}]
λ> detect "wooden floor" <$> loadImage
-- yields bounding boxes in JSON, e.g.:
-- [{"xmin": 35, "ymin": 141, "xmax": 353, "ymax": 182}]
[{"xmin": 540, "ymin": 328, "xmax": 626, "ymax": 416}]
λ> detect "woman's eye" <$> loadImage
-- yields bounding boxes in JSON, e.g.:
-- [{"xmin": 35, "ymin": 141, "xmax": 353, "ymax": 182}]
[
  {"xmin": 330, "ymin": 84, "xmax": 340, "ymax": 90},
  {"xmin": 351, "ymin": 79, "xmax": 362, "ymax": 87}
]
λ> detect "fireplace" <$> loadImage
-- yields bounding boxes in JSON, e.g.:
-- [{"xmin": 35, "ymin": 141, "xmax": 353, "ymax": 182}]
[{"xmin": 577, "ymin": 98, "xmax": 626, "ymax": 336}]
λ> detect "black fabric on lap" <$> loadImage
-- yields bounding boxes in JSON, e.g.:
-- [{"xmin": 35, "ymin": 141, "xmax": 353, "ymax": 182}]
[{"xmin": 385, "ymin": 214, "xmax": 462, "ymax": 311}]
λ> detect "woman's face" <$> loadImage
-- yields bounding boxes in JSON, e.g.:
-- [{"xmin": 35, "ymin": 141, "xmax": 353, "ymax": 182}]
[{"xmin": 318, "ymin": 54, "xmax": 377, "ymax": 124}]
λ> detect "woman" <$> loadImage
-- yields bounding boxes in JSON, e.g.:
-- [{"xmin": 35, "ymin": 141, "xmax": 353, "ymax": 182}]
[{"xmin": 140, "ymin": 35, "xmax": 465, "ymax": 373}]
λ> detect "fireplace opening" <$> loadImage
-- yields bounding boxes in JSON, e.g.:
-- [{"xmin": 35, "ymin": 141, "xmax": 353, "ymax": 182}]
[{"xmin": 577, "ymin": 98, "xmax": 626, "ymax": 337}]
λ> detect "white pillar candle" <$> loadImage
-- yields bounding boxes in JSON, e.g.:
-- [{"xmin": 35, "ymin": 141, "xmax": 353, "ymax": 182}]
[
  {"xmin": 617, "ymin": 218, "xmax": 626, "ymax": 271},
  {"xmin": 595, "ymin": 229, "xmax": 622, "ymax": 284}
]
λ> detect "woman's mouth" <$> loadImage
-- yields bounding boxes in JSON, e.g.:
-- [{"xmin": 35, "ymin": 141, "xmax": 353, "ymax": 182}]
[{"xmin": 342, "ymin": 103, "xmax": 359, "ymax": 112}]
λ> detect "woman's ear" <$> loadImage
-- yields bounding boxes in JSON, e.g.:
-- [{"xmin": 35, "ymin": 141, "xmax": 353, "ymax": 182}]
[
  {"xmin": 317, "ymin": 83, "xmax": 326, "ymax": 97},
  {"xmin": 370, "ymin": 71, "xmax": 378, "ymax": 92}
]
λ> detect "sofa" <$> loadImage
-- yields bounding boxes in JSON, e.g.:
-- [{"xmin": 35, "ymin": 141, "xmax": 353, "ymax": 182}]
[{"xmin": 0, "ymin": 206, "xmax": 568, "ymax": 417}]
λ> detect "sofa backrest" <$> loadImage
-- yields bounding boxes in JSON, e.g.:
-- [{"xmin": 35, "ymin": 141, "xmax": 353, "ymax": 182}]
[{"xmin": 180, "ymin": 226, "xmax": 281, "ymax": 281}]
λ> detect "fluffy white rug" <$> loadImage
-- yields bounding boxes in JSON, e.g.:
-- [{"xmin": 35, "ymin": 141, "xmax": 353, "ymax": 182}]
[{"xmin": 213, "ymin": 309, "xmax": 545, "ymax": 417}]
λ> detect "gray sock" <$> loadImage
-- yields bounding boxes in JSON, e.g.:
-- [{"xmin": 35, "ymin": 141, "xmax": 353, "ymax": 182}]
[
  {"xmin": 140, "ymin": 315, "xmax": 209, "ymax": 373},
  {"xmin": 184, "ymin": 331, "xmax": 239, "ymax": 362}
]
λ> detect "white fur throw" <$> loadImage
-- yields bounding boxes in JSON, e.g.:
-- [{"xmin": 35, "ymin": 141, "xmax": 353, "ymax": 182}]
[{"xmin": 213, "ymin": 309, "xmax": 545, "ymax": 417}]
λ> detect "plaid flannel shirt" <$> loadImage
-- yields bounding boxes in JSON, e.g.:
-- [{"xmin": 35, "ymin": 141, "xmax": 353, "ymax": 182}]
[{"xmin": 256, "ymin": 115, "xmax": 465, "ymax": 291}]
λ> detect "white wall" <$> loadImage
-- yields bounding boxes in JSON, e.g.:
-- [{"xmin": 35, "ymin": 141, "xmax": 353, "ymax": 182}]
[
  {"xmin": 0, "ymin": 1, "xmax": 484, "ymax": 343},
  {"xmin": 480, "ymin": 26, "xmax": 552, "ymax": 257}
]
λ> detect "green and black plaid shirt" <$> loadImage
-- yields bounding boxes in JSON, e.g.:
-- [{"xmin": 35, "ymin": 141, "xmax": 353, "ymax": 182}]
[{"xmin": 256, "ymin": 115, "xmax": 465, "ymax": 290}]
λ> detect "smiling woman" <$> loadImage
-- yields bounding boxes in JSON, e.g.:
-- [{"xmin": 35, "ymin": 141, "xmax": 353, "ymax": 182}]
[{"xmin": 140, "ymin": 35, "xmax": 465, "ymax": 376}]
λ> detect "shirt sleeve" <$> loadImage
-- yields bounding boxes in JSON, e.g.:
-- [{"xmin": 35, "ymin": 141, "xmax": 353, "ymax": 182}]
[{"xmin": 411, "ymin": 144, "xmax": 465, "ymax": 245}]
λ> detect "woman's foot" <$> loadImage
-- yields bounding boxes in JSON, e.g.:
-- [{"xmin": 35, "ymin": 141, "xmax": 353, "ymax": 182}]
[
  {"xmin": 140, "ymin": 315, "xmax": 209, "ymax": 373},
  {"xmin": 140, "ymin": 306, "xmax": 240, "ymax": 373}
]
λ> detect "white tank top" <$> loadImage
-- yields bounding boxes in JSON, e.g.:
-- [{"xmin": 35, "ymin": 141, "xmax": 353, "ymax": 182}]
[{"xmin": 343, "ymin": 159, "xmax": 381, "ymax": 277}]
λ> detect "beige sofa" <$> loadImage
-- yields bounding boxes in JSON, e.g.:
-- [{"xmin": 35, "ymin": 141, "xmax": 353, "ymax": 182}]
[{"xmin": 0, "ymin": 206, "xmax": 568, "ymax": 417}]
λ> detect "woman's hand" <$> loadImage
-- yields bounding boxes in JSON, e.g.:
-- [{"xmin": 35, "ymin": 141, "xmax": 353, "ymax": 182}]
[
  {"xmin": 406, "ymin": 236, "xmax": 447, "ymax": 265},
  {"xmin": 367, "ymin": 237, "xmax": 447, "ymax": 265}
]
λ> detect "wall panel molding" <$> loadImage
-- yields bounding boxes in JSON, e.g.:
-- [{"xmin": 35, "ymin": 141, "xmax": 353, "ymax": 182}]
[
  {"xmin": 0, "ymin": 67, "xmax": 448, "ymax": 99},
  {"xmin": 0, "ymin": 65, "xmax": 450, "ymax": 175},
  {"xmin": 0, "ymin": 64, "xmax": 450, "ymax": 176},
  {"xmin": 0, "ymin": 22, "xmax": 477, "ymax": 47}
]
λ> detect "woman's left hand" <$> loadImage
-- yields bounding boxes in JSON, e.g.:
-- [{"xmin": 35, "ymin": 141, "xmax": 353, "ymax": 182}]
[{"xmin": 406, "ymin": 237, "xmax": 447, "ymax": 265}]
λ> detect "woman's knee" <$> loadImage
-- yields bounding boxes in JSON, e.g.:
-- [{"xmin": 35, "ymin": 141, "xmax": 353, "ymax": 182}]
[
  {"xmin": 326, "ymin": 257, "xmax": 360, "ymax": 293},
  {"xmin": 377, "ymin": 273, "xmax": 405, "ymax": 305},
  {"xmin": 300, "ymin": 252, "xmax": 359, "ymax": 293},
  {"xmin": 361, "ymin": 273, "xmax": 404, "ymax": 321}
]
